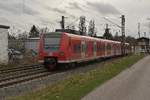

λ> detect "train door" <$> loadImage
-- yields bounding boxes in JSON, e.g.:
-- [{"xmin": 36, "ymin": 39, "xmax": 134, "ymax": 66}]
[
  {"xmin": 105, "ymin": 42, "xmax": 107, "ymax": 57},
  {"xmin": 94, "ymin": 41, "xmax": 97, "ymax": 57},
  {"xmin": 81, "ymin": 40, "xmax": 86, "ymax": 59},
  {"xmin": 111, "ymin": 44, "xmax": 113, "ymax": 56},
  {"xmin": 114, "ymin": 44, "xmax": 116, "ymax": 56}
]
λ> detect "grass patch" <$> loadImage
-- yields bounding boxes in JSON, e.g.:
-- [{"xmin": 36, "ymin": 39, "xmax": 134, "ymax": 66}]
[{"xmin": 11, "ymin": 54, "xmax": 145, "ymax": 100}]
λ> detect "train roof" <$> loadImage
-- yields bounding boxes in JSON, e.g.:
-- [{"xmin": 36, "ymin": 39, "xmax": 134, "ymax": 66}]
[
  {"xmin": 54, "ymin": 29, "xmax": 130, "ymax": 44},
  {"xmin": 64, "ymin": 32, "xmax": 121, "ymax": 44},
  {"xmin": 45, "ymin": 32, "xmax": 130, "ymax": 45}
]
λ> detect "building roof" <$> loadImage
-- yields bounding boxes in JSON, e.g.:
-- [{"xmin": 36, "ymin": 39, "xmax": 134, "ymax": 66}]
[{"xmin": 0, "ymin": 25, "xmax": 10, "ymax": 29}]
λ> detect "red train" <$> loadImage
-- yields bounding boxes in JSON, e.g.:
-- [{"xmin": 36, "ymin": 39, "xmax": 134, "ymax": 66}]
[{"xmin": 38, "ymin": 31, "xmax": 130, "ymax": 70}]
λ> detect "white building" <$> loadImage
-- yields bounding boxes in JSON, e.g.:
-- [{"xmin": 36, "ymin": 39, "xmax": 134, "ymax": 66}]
[
  {"xmin": 134, "ymin": 37, "xmax": 150, "ymax": 53},
  {"xmin": 25, "ymin": 38, "xmax": 40, "ymax": 53},
  {"xmin": 0, "ymin": 25, "xmax": 10, "ymax": 64}
]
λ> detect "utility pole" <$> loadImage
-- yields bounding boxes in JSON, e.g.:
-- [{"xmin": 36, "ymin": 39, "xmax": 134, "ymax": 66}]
[
  {"xmin": 147, "ymin": 18, "xmax": 150, "ymax": 52},
  {"xmin": 79, "ymin": 16, "xmax": 86, "ymax": 35},
  {"xmin": 148, "ymin": 22, "xmax": 150, "ymax": 38},
  {"xmin": 121, "ymin": 15, "xmax": 125, "ymax": 55},
  {"xmin": 138, "ymin": 23, "xmax": 141, "ymax": 38},
  {"xmin": 149, "ymin": 23, "xmax": 150, "ymax": 35},
  {"xmin": 144, "ymin": 32, "xmax": 147, "ymax": 37},
  {"xmin": 147, "ymin": 18, "xmax": 150, "ymax": 38},
  {"xmin": 60, "ymin": 16, "xmax": 65, "ymax": 30},
  {"xmin": 106, "ymin": 24, "xmax": 109, "ymax": 30}
]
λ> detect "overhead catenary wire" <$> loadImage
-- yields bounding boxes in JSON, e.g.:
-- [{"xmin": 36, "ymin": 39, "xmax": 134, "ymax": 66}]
[
  {"xmin": 66, "ymin": 17, "xmax": 80, "ymax": 28},
  {"xmin": 103, "ymin": 17, "xmax": 121, "ymax": 28}
]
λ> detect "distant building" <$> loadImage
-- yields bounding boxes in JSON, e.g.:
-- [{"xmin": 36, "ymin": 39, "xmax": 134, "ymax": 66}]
[
  {"xmin": 135, "ymin": 37, "xmax": 150, "ymax": 53},
  {"xmin": 0, "ymin": 25, "xmax": 10, "ymax": 65}
]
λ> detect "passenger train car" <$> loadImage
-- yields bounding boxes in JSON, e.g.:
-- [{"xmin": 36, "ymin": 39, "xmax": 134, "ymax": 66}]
[{"xmin": 38, "ymin": 32, "xmax": 130, "ymax": 70}]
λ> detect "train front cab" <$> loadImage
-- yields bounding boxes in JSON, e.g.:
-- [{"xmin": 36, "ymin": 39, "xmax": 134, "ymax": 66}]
[{"xmin": 38, "ymin": 32, "xmax": 69, "ymax": 70}]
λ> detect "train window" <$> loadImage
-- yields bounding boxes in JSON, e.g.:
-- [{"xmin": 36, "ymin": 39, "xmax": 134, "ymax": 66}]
[
  {"xmin": 69, "ymin": 37, "xmax": 71, "ymax": 47},
  {"xmin": 100, "ymin": 44, "xmax": 102, "ymax": 51},
  {"xmin": 103, "ymin": 43, "xmax": 105, "ymax": 51},
  {"xmin": 44, "ymin": 33, "xmax": 61, "ymax": 51},
  {"xmin": 107, "ymin": 44, "xmax": 111, "ymax": 50},
  {"xmin": 97, "ymin": 43, "xmax": 100, "ymax": 52},
  {"xmin": 73, "ymin": 43, "xmax": 81, "ymax": 53},
  {"xmin": 85, "ymin": 42, "xmax": 88, "ymax": 53},
  {"xmin": 81, "ymin": 41, "xmax": 87, "ymax": 53},
  {"xmin": 93, "ymin": 42, "xmax": 97, "ymax": 56},
  {"xmin": 98, "ymin": 43, "xmax": 104, "ymax": 51}
]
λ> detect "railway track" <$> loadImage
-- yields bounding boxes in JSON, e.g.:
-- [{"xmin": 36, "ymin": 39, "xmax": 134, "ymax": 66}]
[
  {"xmin": 0, "ymin": 64, "xmax": 41, "ymax": 73},
  {"xmin": 0, "ymin": 65, "xmax": 52, "ymax": 88},
  {"xmin": 0, "ymin": 57, "xmax": 121, "ymax": 89}
]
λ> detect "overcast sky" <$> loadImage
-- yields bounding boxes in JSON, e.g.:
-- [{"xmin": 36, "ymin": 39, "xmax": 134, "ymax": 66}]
[{"xmin": 0, "ymin": 0, "xmax": 150, "ymax": 37}]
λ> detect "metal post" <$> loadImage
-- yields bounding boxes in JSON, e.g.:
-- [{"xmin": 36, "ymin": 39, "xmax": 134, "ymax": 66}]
[
  {"xmin": 121, "ymin": 15, "xmax": 125, "ymax": 55},
  {"xmin": 144, "ymin": 32, "xmax": 146, "ymax": 37},
  {"xmin": 61, "ymin": 16, "xmax": 65, "ymax": 30},
  {"xmin": 138, "ymin": 23, "xmax": 141, "ymax": 38},
  {"xmin": 146, "ymin": 18, "xmax": 150, "ymax": 53}
]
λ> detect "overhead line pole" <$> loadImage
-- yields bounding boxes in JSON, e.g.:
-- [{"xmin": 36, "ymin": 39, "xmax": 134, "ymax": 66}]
[
  {"xmin": 61, "ymin": 16, "xmax": 65, "ymax": 30},
  {"xmin": 147, "ymin": 18, "xmax": 150, "ymax": 38},
  {"xmin": 121, "ymin": 15, "xmax": 125, "ymax": 55},
  {"xmin": 138, "ymin": 23, "xmax": 141, "ymax": 38}
]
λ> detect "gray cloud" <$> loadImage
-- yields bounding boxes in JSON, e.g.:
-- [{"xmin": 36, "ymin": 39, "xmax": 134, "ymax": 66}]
[
  {"xmin": 22, "ymin": 6, "xmax": 40, "ymax": 15},
  {"xmin": 86, "ymin": 2, "xmax": 121, "ymax": 15},
  {"xmin": 46, "ymin": 7, "xmax": 67, "ymax": 14},
  {"xmin": 67, "ymin": 2, "xmax": 84, "ymax": 11},
  {"xmin": 45, "ymin": 6, "xmax": 76, "ymax": 19},
  {"xmin": 69, "ymin": 14, "xmax": 76, "ymax": 19},
  {"xmin": 0, "ymin": 2, "xmax": 39, "ymax": 15},
  {"xmin": 39, "ymin": 18, "xmax": 56, "ymax": 26},
  {"xmin": 0, "ymin": 17, "xmax": 10, "ymax": 23}
]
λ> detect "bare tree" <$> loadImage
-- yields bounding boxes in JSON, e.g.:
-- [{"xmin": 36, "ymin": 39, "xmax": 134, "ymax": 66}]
[
  {"xmin": 88, "ymin": 20, "xmax": 96, "ymax": 37},
  {"xmin": 103, "ymin": 24, "xmax": 113, "ymax": 40},
  {"xmin": 18, "ymin": 31, "xmax": 28, "ymax": 40}
]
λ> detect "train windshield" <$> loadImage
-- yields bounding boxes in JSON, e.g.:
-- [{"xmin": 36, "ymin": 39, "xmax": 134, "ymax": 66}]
[{"xmin": 44, "ymin": 32, "xmax": 61, "ymax": 51}]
